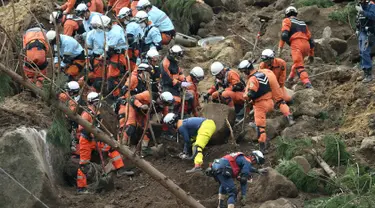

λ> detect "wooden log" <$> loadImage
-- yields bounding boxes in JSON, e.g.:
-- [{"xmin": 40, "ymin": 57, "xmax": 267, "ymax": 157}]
[{"xmin": 0, "ymin": 62, "xmax": 205, "ymax": 208}]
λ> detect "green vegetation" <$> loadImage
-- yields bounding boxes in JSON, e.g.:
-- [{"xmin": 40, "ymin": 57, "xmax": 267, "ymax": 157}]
[
  {"xmin": 322, "ymin": 134, "xmax": 351, "ymax": 166},
  {"xmin": 275, "ymin": 137, "xmax": 313, "ymax": 160},
  {"xmin": 0, "ymin": 73, "xmax": 13, "ymax": 101},
  {"xmin": 276, "ymin": 159, "xmax": 320, "ymax": 193},
  {"xmin": 295, "ymin": 0, "xmax": 334, "ymax": 8},
  {"xmin": 328, "ymin": 2, "xmax": 357, "ymax": 30},
  {"xmin": 46, "ymin": 111, "xmax": 71, "ymax": 150}
]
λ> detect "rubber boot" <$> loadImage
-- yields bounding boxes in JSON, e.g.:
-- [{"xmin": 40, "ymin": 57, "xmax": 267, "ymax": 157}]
[
  {"xmin": 141, "ymin": 140, "xmax": 152, "ymax": 157},
  {"xmin": 304, "ymin": 82, "xmax": 313, "ymax": 89},
  {"xmin": 286, "ymin": 115, "xmax": 296, "ymax": 126},
  {"xmin": 77, "ymin": 187, "xmax": 90, "ymax": 194},
  {"xmin": 363, "ymin": 68, "xmax": 373, "ymax": 83},
  {"xmin": 116, "ymin": 167, "xmax": 135, "ymax": 177},
  {"xmin": 234, "ymin": 104, "xmax": 244, "ymax": 123}
]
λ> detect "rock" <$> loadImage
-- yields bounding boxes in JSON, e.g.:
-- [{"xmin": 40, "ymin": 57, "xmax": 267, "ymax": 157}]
[
  {"xmin": 247, "ymin": 168, "xmax": 298, "ymax": 202},
  {"xmin": 293, "ymin": 102, "xmax": 322, "ymax": 118},
  {"xmin": 204, "ymin": 0, "xmax": 224, "ymax": 8},
  {"xmin": 298, "ymin": 6, "xmax": 320, "ymax": 24},
  {"xmin": 329, "ymin": 65, "xmax": 352, "ymax": 83},
  {"xmin": 275, "ymin": 0, "xmax": 292, "ymax": 10},
  {"xmin": 240, "ymin": 117, "xmax": 283, "ymax": 142},
  {"xmin": 329, "ymin": 38, "xmax": 348, "ymax": 55},
  {"xmin": 191, "ymin": 3, "xmax": 214, "ymax": 33},
  {"xmin": 360, "ymin": 137, "xmax": 375, "ymax": 152},
  {"xmin": 201, "ymin": 103, "xmax": 236, "ymax": 144},
  {"xmin": 259, "ymin": 198, "xmax": 296, "ymax": 208},
  {"xmin": 322, "ymin": 26, "xmax": 332, "ymax": 40},
  {"xmin": 0, "ymin": 128, "xmax": 60, "ymax": 207},
  {"xmin": 243, "ymin": 51, "xmax": 253, "ymax": 60},
  {"xmin": 197, "ymin": 28, "xmax": 210, "ymax": 38},
  {"xmin": 281, "ymin": 117, "xmax": 320, "ymax": 139},
  {"xmin": 314, "ymin": 38, "xmax": 337, "ymax": 63},
  {"xmin": 210, "ymin": 37, "xmax": 244, "ymax": 66},
  {"xmin": 221, "ymin": 0, "xmax": 239, "ymax": 12},
  {"xmin": 292, "ymin": 89, "xmax": 324, "ymax": 106},
  {"xmin": 247, "ymin": 0, "xmax": 278, "ymax": 7},
  {"xmin": 292, "ymin": 156, "xmax": 311, "ymax": 173}
]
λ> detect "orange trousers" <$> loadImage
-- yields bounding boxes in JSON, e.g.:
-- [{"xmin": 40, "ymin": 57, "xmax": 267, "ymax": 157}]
[
  {"xmin": 212, "ymin": 90, "xmax": 245, "ymax": 107},
  {"xmin": 289, "ymin": 39, "xmax": 311, "ymax": 85},
  {"xmin": 89, "ymin": 0, "xmax": 104, "ymax": 14},
  {"xmin": 131, "ymin": 1, "xmax": 139, "ymax": 17},
  {"xmin": 118, "ymin": 104, "xmax": 150, "ymax": 144},
  {"xmin": 24, "ymin": 47, "xmax": 47, "ymax": 88},
  {"xmin": 266, "ymin": 72, "xmax": 291, "ymax": 117},
  {"xmin": 65, "ymin": 59, "xmax": 85, "ymax": 81},
  {"xmin": 161, "ymin": 32, "xmax": 172, "ymax": 45},
  {"xmin": 77, "ymin": 137, "xmax": 124, "ymax": 188},
  {"xmin": 108, "ymin": 54, "xmax": 127, "ymax": 97},
  {"xmin": 253, "ymin": 99, "xmax": 274, "ymax": 143}
]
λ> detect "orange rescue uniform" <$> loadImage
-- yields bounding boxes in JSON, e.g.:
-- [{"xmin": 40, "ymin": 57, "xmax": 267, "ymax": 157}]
[
  {"xmin": 186, "ymin": 75, "xmax": 201, "ymax": 117},
  {"xmin": 131, "ymin": 0, "xmax": 139, "ymax": 17},
  {"xmin": 61, "ymin": 0, "xmax": 104, "ymax": 14},
  {"xmin": 279, "ymin": 17, "xmax": 314, "ymax": 85},
  {"xmin": 259, "ymin": 58, "xmax": 291, "ymax": 102},
  {"xmin": 108, "ymin": 0, "xmax": 131, "ymax": 15}
]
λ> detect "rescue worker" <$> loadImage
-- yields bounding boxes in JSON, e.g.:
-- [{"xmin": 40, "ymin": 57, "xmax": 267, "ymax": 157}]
[
  {"xmin": 22, "ymin": 23, "xmax": 49, "ymax": 88},
  {"xmin": 204, "ymin": 62, "xmax": 245, "ymax": 121},
  {"xmin": 136, "ymin": 11, "xmax": 162, "ymax": 55},
  {"xmin": 77, "ymin": 92, "xmax": 134, "ymax": 194},
  {"xmin": 117, "ymin": 7, "xmax": 143, "ymax": 69},
  {"xmin": 186, "ymin": 67, "xmax": 204, "ymax": 117},
  {"xmin": 75, "ymin": 3, "xmax": 103, "ymax": 36},
  {"xmin": 278, "ymin": 6, "xmax": 314, "ymax": 88},
  {"xmin": 159, "ymin": 91, "xmax": 178, "ymax": 140},
  {"xmin": 46, "ymin": 30, "xmax": 85, "ymax": 81},
  {"xmin": 205, "ymin": 151, "xmax": 267, "ymax": 208},
  {"xmin": 117, "ymin": 67, "xmax": 152, "ymax": 156},
  {"xmin": 136, "ymin": 0, "xmax": 175, "ymax": 45},
  {"xmin": 145, "ymin": 48, "xmax": 161, "ymax": 96},
  {"xmin": 106, "ymin": 17, "xmax": 127, "ymax": 99},
  {"xmin": 85, "ymin": 15, "xmax": 110, "ymax": 91},
  {"xmin": 49, "ymin": 11, "xmax": 85, "ymax": 37},
  {"xmin": 163, "ymin": 113, "xmax": 216, "ymax": 173},
  {"xmin": 356, "ymin": 0, "xmax": 375, "ymax": 83},
  {"xmin": 238, "ymin": 60, "xmax": 274, "ymax": 153},
  {"xmin": 108, "ymin": 0, "xmax": 130, "ymax": 15},
  {"xmin": 57, "ymin": 0, "xmax": 104, "ymax": 15},
  {"xmin": 241, "ymin": 59, "xmax": 295, "ymax": 126},
  {"xmin": 130, "ymin": 0, "xmax": 140, "ymax": 17}
]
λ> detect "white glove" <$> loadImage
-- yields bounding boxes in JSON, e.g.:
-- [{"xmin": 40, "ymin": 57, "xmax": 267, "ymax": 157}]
[
  {"xmin": 356, "ymin": 5, "xmax": 364, "ymax": 13},
  {"xmin": 356, "ymin": 30, "xmax": 359, "ymax": 37},
  {"xmin": 181, "ymin": 82, "xmax": 191, "ymax": 88},
  {"xmin": 63, "ymin": 11, "xmax": 68, "ymax": 15},
  {"xmin": 140, "ymin": 105, "xmax": 149, "ymax": 110}
]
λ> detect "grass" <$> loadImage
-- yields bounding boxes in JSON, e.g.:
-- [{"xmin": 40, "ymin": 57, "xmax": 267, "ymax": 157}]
[
  {"xmin": 162, "ymin": 0, "xmax": 196, "ymax": 34},
  {"xmin": 295, "ymin": 0, "xmax": 334, "ymax": 8},
  {"xmin": 322, "ymin": 134, "xmax": 351, "ymax": 166},
  {"xmin": 328, "ymin": 2, "xmax": 357, "ymax": 30},
  {"xmin": 275, "ymin": 137, "xmax": 313, "ymax": 160}
]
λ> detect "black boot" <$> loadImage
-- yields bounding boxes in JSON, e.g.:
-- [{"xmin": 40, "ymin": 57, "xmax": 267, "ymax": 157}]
[{"xmin": 363, "ymin": 68, "xmax": 373, "ymax": 83}]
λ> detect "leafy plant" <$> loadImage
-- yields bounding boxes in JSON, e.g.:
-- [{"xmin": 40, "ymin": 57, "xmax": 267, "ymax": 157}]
[
  {"xmin": 276, "ymin": 159, "xmax": 320, "ymax": 193},
  {"xmin": 275, "ymin": 137, "xmax": 313, "ymax": 160},
  {"xmin": 46, "ymin": 111, "xmax": 71, "ymax": 150},
  {"xmin": 162, "ymin": 0, "xmax": 196, "ymax": 34},
  {"xmin": 322, "ymin": 134, "xmax": 351, "ymax": 166},
  {"xmin": 295, "ymin": 0, "xmax": 334, "ymax": 8},
  {"xmin": 328, "ymin": 2, "xmax": 357, "ymax": 30}
]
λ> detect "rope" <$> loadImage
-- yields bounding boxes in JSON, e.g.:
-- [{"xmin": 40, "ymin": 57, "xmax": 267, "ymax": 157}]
[{"xmin": 0, "ymin": 167, "xmax": 50, "ymax": 208}]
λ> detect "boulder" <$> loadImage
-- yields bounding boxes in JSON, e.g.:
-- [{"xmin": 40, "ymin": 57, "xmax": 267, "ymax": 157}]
[
  {"xmin": 197, "ymin": 28, "xmax": 210, "ymax": 38},
  {"xmin": 329, "ymin": 38, "xmax": 348, "ymax": 55},
  {"xmin": 259, "ymin": 198, "xmax": 296, "ymax": 208},
  {"xmin": 239, "ymin": 117, "xmax": 283, "ymax": 142},
  {"xmin": 221, "ymin": 0, "xmax": 239, "ymax": 12},
  {"xmin": 0, "ymin": 127, "xmax": 59, "ymax": 207},
  {"xmin": 293, "ymin": 102, "xmax": 322, "ymax": 118},
  {"xmin": 201, "ymin": 103, "xmax": 236, "ymax": 144},
  {"xmin": 298, "ymin": 6, "xmax": 320, "ymax": 24},
  {"xmin": 209, "ymin": 37, "xmax": 244, "ymax": 66},
  {"xmin": 292, "ymin": 89, "xmax": 324, "ymax": 106},
  {"xmin": 191, "ymin": 3, "xmax": 214, "ymax": 33},
  {"xmin": 246, "ymin": 168, "xmax": 298, "ymax": 202},
  {"xmin": 314, "ymin": 38, "xmax": 337, "ymax": 63},
  {"xmin": 292, "ymin": 156, "xmax": 311, "ymax": 173},
  {"xmin": 360, "ymin": 137, "xmax": 375, "ymax": 152},
  {"xmin": 322, "ymin": 26, "xmax": 332, "ymax": 40},
  {"xmin": 275, "ymin": 0, "xmax": 292, "ymax": 10},
  {"xmin": 204, "ymin": 0, "xmax": 224, "ymax": 9},
  {"xmin": 247, "ymin": 0, "xmax": 278, "ymax": 7},
  {"xmin": 281, "ymin": 117, "xmax": 321, "ymax": 139}
]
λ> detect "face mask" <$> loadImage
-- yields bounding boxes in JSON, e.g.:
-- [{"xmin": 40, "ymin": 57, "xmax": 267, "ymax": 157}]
[{"xmin": 140, "ymin": 22, "xmax": 147, "ymax": 29}]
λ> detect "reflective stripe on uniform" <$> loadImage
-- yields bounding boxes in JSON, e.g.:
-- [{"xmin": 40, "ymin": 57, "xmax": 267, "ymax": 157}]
[
  {"xmin": 101, "ymin": 144, "xmax": 109, "ymax": 152},
  {"xmin": 112, "ymin": 155, "xmax": 122, "ymax": 161},
  {"xmin": 290, "ymin": 18, "xmax": 306, "ymax": 26},
  {"xmin": 77, "ymin": 176, "xmax": 84, "ymax": 179},
  {"xmin": 80, "ymin": 159, "xmax": 90, "ymax": 163}
]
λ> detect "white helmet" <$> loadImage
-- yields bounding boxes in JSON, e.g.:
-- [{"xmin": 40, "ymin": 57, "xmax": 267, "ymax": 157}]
[
  {"xmin": 163, "ymin": 113, "xmax": 177, "ymax": 125},
  {"xmin": 238, "ymin": 60, "xmax": 254, "ymax": 71},
  {"xmin": 137, "ymin": 0, "xmax": 151, "ymax": 10},
  {"xmin": 138, "ymin": 63, "xmax": 150, "ymax": 71},
  {"xmin": 160, "ymin": 91, "xmax": 174, "ymax": 104},
  {"xmin": 210, "ymin": 62, "xmax": 224, "ymax": 76},
  {"xmin": 190, "ymin": 67, "xmax": 204, "ymax": 81},
  {"xmin": 251, "ymin": 150, "xmax": 265, "ymax": 164},
  {"xmin": 146, "ymin": 48, "xmax": 159, "ymax": 58},
  {"xmin": 49, "ymin": 11, "xmax": 60, "ymax": 24},
  {"xmin": 87, "ymin": 92, "xmax": 99, "ymax": 103},
  {"xmin": 76, "ymin": 3, "xmax": 88, "ymax": 12},
  {"xmin": 135, "ymin": 11, "xmax": 148, "ymax": 23},
  {"xmin": 285, "ymin": 6, "xmax": 298, "ymax": 15},
  {"xmin": 118, "ymin": 7, "xmax": 132, "ymax": 19},
  {"xmin": 101, "ymin": 15, "xmax": 112, "ymax": 27},
  {"xmin": 261, "ymin": 49, "xmax": 275, "ymax": 59},
  {"xmin": 91, "ymin": 15, "xmax": 103, "ymax": 27},
  {"xmin": 67, "ymin": 81, "xmax": 80, "ymax": 92},
  {"xmin": 46, "ymin": 30, "xmax": 57, "ymax": 42},
  {"xmin": 170, "ymin": 45, "xmax": 183, "ymax": 54}
]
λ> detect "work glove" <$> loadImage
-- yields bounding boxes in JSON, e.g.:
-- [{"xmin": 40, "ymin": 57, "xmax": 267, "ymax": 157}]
[
  {"xmin": 240, "ymin": 195, "xmax": 247, "ymax": 206},
  {"xmin": 140, "ymin": 104, "xmax": 149, "ymax": 111},
  {"xmin": 277, "ymin": 47, "xmax": 283, "ymax": 57},
  {"xmin": 356, "ymin": 30, "xmax": 359, "ymax": 37},
  {"xmin": 181, "ymin": 82, "xmax": 192, "ymax": 88},
  {"xmin": 356, "ymin": 5, "xmax": 364, "ymax": 13},
  {"xmin": 203, "ymin": 93, "xmax": 211, "ymax": 102},
  {"xmin": 258, "ymin": 168, "xmax": 269, "ymax": 175},
  {"xmin": 308, "ymin": 56, "xmax": 314, "ymax": 64}
]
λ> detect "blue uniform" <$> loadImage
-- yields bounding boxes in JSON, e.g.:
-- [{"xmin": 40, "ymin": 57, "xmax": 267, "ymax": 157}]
[
  {"xmin": 83, "ymin": 12, "xmax": 103, "ymax": 37},
  {"xmin": 108, "ymin": 24, "xmax": 127, "ymax": 50},
  {"xmin": 142, "ymin": 24, "xmax": 162, "ymax": 51},
  {"xmin": 86, "ymin": 29, "xmax": 107, "ymax": 56},
  {"xmin": 147, "ymin": 6, "xmax": 174, "ymax": 32},
  {"xmin": 357, "ymin": 1, "xmax": 375, "ymax": 69},
  {"xmin": 178, "ymin": 117, "xmax": 206, "ymax": 151},
  {"xmin": 212, "ymin": 154, "xmax": 258, "ymax": 205},
  {"xmin": 126, "ymin": 21, "xmax": 144, "ymax": 39},
  {"xmin": 54, "ymin": 35, "xmax": 84, "ymax": 67}
]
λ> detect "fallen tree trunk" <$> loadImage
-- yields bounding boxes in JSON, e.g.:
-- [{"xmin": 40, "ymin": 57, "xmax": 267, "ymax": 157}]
[
  {"xmin": 308, "ymin": 149, "xmax": 336, "ymax": 179},
  {"xmin": 0, "ymin": 63, "xmax": 205, "ymax": 208}
]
